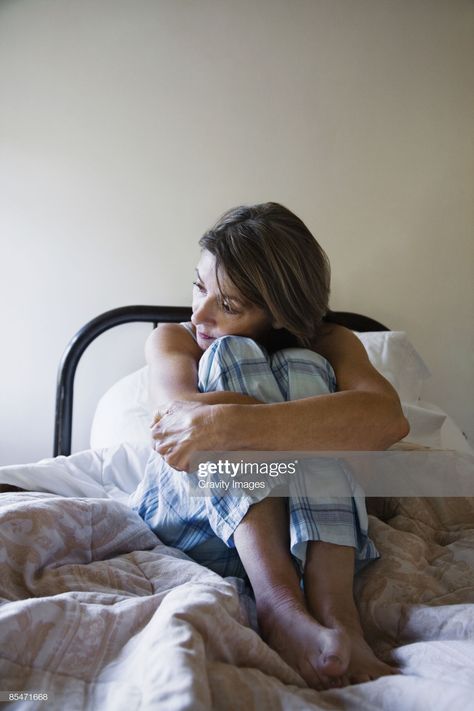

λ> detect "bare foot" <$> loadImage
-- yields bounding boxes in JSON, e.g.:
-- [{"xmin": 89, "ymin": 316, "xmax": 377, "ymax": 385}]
[
  {"xmin": 327, "ymin": 617, "xmax": 399, "ymax": 685},
  {"xmin": 256, "ymin": 592, "xmax": 352, "ymax": 690}
]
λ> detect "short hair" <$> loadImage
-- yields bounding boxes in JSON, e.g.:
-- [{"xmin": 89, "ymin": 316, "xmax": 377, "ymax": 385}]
[{"xmin": 199, "ymin": 202, "xmax": 331, "ymax": 347}]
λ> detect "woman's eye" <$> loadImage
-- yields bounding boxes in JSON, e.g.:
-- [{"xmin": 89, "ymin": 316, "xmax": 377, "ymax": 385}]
[
  {"xmin": 192, "ymin": 281, "xmax": 206, "ymax": 293},
  {"xmin": 222, "ymin": 301, "xmax": 240, "ymax": 315}
]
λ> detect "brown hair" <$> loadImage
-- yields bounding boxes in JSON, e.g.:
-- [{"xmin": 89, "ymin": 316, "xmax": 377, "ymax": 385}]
[{"xmin": 199, "ymin": 202, "xmax": 330, "ymax": 347}]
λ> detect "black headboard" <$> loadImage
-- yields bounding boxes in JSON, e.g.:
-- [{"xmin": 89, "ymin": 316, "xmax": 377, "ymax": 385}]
[{"xmin": 54, "ymin": 306, "xmax": 389, "ymax": 457}]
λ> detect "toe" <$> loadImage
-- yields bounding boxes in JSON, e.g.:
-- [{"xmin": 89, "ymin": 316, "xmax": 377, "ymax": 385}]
[
  {"xmin": 298, "ymin": 657, "xmax": 327, "ymax": 691},
  {"xmin": 320, "ymin": 653, "xmax": 347, "ymax": 677}
]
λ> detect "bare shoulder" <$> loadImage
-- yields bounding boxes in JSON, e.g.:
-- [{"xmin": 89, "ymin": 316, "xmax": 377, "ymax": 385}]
[
  {"xmin": 311, "ymin": 324, "xmax": 368, "ymax": 364},
  {"xmin": 312, "ymin": 324, "xmax": 398, "ymax": 397},
  {"xmin": 145, "ymin": 322, "xmax": 202, "ymax": 361}
]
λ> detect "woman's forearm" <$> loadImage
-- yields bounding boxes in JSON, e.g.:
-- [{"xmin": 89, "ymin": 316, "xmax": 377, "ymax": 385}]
[
  {"xmin": 177, "ymin": 391, "xmax": 262, "ymax": 406},
  {"xmin": 218, "ymin": 391, "xmax": 409, "ymax": 452}
]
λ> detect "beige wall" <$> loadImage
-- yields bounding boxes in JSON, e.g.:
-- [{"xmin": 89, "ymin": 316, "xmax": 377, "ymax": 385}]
[{"xmin": 1, "ymin": 0, "xmax": 472, "ymax": 464}]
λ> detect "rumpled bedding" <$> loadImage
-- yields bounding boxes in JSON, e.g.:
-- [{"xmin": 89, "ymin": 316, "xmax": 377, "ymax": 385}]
[{"xmin": 1, "ymin": 446, "xmax": 474, "ymax": 710}]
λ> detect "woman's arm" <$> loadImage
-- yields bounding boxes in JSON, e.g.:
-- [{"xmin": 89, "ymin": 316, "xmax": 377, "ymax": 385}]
[
  {"xmin": 146, "ymin": 323, "xmax": 262, "ymax": 412},
  {"xmin": 221, "ymin": 324, "xmax": 409, "ymax": 451},
  {"xmin": 149, "ymin": 324, "xmax": 410, "ymax": 471}
]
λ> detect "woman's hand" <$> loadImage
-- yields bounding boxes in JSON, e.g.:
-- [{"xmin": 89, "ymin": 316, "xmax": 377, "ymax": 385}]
[{"xmin": 151, "ymin": 400, "xmax": 222, "ymax": 472}]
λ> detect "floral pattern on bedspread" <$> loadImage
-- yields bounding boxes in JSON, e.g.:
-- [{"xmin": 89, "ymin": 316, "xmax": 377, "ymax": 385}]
[
  {"xmin": 357, "ymin": 498, "xmax": 474, "ymax": 655},
  {"xmin": 1, "ymin": 492, "xmax": 474, "ymax": 710}
]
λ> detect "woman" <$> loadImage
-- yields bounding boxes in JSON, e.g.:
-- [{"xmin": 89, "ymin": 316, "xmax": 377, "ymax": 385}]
[{"xmin": 130, "ymin": 202, "xmax": 409, "ymax": 690}]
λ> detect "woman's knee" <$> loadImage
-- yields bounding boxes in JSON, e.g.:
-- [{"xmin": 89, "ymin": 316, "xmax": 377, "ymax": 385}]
[
  {"xmin": 199, "ymin": 335, "xmax": 268, "ymax": 379},
  {"xmin": 198, "ymin": 335, "xmax": 283, "ymax": 400},
  {"xmin": 271, "ymin": 348, "xmax": 336, "ymax": 396},
  {"xmin": 275, "ymin": 347, "xmax": 331, "ymax": 369},
  {"xmin": 207, "ymin": 335, "xmax": 267, "ymax": 362}
]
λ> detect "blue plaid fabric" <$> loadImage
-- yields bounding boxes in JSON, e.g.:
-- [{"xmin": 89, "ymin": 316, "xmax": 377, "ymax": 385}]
[{"xmin": 129, "ymin": 334, "xmax": 379, "ymax": 578}]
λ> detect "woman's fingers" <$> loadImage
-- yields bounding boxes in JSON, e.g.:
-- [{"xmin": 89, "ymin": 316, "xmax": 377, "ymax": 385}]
[
  {"xmin": 154, "ymin": 439, "xmax": 172, "ymax": 454},
  {"xmin": 150, "ymin": 401, "xmax": 175, "ymax": 427},
  {"xmin": 161, "ymin": 449, "xmax": 187, "ymax": 472},
  {"xmin": 152, "ymin": 438, "xmax": 190, "ymax": 472},
  {"xmin": 149, "ymin": 399, "xmax": 207, "ymax": 472},
  {"xmin": 150, "ymin": 424, "xmax": 162, "ymax": 440},
  {"xmin": 154, "ymin": 439, "xmax": 184, "ymax": 465},
  {"xmin": 150, "ymin": 417, "xmax": 172, "ymax": 440}
]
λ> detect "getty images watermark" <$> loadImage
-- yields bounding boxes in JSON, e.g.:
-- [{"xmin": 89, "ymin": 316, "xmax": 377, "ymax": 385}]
[
  {"xmin": 186, "ymin": 450, "xmax": 474, "ymax": 498},
  {"xmin": 196, "ymin": 458, "xmax": 299, "ymax": 492}
]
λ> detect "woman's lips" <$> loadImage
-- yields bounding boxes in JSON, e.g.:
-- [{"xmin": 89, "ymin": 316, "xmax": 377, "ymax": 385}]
[{"xmin": 197, "ymin": 331, "xmax": 215, "ymax": 340}]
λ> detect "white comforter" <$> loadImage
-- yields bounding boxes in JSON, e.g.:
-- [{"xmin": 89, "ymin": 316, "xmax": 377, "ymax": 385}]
[{"xmin": 1, "ymin": 444, "xmax": 474, "ymax": 710}]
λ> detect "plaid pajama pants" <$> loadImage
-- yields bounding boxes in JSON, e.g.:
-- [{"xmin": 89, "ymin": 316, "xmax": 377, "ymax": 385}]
[{"xmin": 129, "ymin": 335, "xmax": 379, "ymax": 578}]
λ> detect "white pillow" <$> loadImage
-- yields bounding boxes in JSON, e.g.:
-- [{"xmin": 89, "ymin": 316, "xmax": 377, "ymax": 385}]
[
  {"xmin": 90, "ymin": 331, "xmax": 431, "ymax": 449},
  {"xmin": 354, "ymin": 331, "xmax": 431, "ymax": 403},
  {"xmin": 90, "ymin": 366, "xmax": 152, "ymax": 449}
]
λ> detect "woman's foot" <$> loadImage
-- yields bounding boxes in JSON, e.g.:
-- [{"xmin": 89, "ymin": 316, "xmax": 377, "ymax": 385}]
[
  {"xmin": 303, "ymin": 542, "xmax": 399, "ymax": 686},
  {"xmin": 257, "ymin": 590, "xmax": 397, "ymax": 689},
  {"xmin": 317, "ymin": 611, "xmax": 399, "ymax": 685},
  {"xmin": 256, "ymin": 588, "xmax": 351, "ymax": 690}
]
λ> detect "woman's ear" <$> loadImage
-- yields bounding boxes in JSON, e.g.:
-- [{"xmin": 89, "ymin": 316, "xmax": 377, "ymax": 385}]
[{"xmin": 272, "ymin": 318, "xmax": 284, "ymax": 330}]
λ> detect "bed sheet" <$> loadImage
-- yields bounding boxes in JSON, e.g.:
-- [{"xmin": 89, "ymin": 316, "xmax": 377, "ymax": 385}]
[{"xmin": 1, "ymin": 446, "xmax": 474, "ymax": 710}]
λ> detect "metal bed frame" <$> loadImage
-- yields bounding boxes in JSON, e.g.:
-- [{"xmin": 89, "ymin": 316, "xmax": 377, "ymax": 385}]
[{"xmin": 53, "ymin": 306, "xmax": 389, "ymax": 457}]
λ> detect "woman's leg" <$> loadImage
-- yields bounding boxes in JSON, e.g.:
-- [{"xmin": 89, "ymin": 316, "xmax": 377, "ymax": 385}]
[
  {"xmin": 303, "ymin": 542, "xmax": 398, "ymax": 684},
  {"xmin": 191, "ymin": 337, "xmax": 393, "ymax": 688},
  {"xmin": 129, "ymin": 337, "xmax": 290, "ymax": 581},
  {"xmin": 198, "ymin": 338, "xmax": 349, "ymax": 688},
  {"xmin": 128, "ymin": 336, "xmax": 288, "ymax": 582},
  {"xmin": 233, "ymin": 497, "xmax": 352, "ymax": 690},
  {"xmin": 197, "ymin": 336, "xmax": 295, "ymax": 584},
  {"xmin": 272, "ymin": 348, "xmax": 396, "ymax": 683}
]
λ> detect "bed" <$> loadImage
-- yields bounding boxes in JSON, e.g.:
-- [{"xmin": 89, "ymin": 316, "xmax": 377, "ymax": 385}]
[{"xmin": 1, "ymin": 306, "xmax": 473, "ymax": 711}]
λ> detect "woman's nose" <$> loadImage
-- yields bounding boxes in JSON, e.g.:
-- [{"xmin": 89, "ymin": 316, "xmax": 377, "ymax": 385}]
[{"xmin": 192, "ymin": 296, "xmax": 216, "ymax": 324}]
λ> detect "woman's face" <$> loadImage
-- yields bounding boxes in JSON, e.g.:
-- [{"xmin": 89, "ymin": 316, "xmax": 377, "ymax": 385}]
[{"xmin": 191, "ymin": 250, "xmax": 273, "ymax": 350}]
